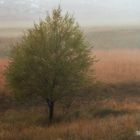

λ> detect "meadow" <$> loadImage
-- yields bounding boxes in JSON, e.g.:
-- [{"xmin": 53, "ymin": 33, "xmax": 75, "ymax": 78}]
[
  {"xmin": 0, "ymin": 27, "xmax": 139, "ymax": 140},
  {"xmin": 95, "ymin": 49, "xmax": 140, "ymax": 84}
]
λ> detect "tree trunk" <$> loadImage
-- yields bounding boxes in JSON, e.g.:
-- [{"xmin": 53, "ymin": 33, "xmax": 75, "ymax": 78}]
[{"xmin": 47, "ymin": 99, "xmax": 54, "ymax": 123}]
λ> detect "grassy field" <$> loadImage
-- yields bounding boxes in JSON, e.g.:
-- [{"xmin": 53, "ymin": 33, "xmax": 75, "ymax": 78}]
[
  {"xmin": 1, "ymin": 49, "xmax": 140, "ymax": 84},
  {"xmin": 0, "ymin": 92, "xmax": 139, "ymax": 140},
  {"xmin": 95, "ymin": 49, "xmax": 140, "ymax": 83},
  {"xmin": 0, "ymin": 27, "xmax": 139, "ymax": 140}
]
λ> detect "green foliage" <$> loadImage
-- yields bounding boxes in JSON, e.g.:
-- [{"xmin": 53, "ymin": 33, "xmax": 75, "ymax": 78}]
[{"xmin": 6, "ymin": 7, "xmax": 94, "ymax": 102}]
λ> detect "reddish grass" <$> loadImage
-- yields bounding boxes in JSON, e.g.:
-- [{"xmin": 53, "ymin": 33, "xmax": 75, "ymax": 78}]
[
  {"xmin": 95, "ymin": 49, "xmax": 140, "ymax": 83},
  {"xmin": 0, "ymin": 50, "xmax": 139, "ymax": 140},
  {"xmin": 1, "ymin": 49, "xmax": 140, "ymax": 87},
  {"xmin": 0, "ymin": 58, "xmax": 8, "ymax": 89}
]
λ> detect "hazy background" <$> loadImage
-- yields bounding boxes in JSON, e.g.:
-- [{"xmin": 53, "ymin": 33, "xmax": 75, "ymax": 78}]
[
  {"xmin": 0, "ymin": 0, "xmax": 140, "ymax": 27},
  {"xmin": 0, "ymin": 0, "xmax": 140, "ymax": 57}
]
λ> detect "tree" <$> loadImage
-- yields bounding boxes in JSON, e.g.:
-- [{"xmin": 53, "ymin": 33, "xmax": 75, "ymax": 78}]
[{"xmin": 6, "ymin": 7, "xmax": 94, "ymax": 123}]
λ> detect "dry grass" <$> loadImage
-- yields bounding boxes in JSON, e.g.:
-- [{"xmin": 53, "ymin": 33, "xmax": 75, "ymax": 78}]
[
  {"xmin": 0, "ymin": 105, "xmax": 139, "ymax": 140},
  {"xmin": 95, "ymin": 49, "xmax": 140, "ymax": 83},
  {"xmin": 0, "ymin": 58, "xmax": 8, "ymax": 90},
  {"xmin": 1, "ymin": 49, "xmax": 140, "ymax": 85},
  {"xmin": 0, "ymin": 116, "xmax": 137, "ymax": 140},
  {"xmin": 0, "ymin": 49, "xmax": 139, "ymax": 139},
  {"xmin": 100, "ymin": 99, "xmax": 140, "ymax": 111}
]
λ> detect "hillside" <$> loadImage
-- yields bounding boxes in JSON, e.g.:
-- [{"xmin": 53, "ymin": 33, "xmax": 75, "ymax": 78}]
[
  {"xmin": 84, "ymin": 27, "xmax": 140, "ymax": 49},
  {"xmin": 1, "ymin": 27, "xmax": 140, "ymax": 57}
]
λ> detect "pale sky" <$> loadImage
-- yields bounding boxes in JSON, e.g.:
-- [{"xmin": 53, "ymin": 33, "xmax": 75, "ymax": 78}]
[{"xmin": 0, "ymin": 0, "xmax": 140, "ymax": 27}]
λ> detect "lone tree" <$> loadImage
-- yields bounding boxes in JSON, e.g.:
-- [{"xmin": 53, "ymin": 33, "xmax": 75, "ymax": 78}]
[{"xmin": 6, "ymin": 7, "xmax": 94, "ymax": 123}]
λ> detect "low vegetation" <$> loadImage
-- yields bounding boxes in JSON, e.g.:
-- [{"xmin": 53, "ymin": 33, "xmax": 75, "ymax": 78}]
[
  {"xmin": 0, "ymin": 96, "xmax": 139, "ymax": 140},
  {"xmin": 0, "ymin": 7, "xmax": 139, "ymax": 140}
]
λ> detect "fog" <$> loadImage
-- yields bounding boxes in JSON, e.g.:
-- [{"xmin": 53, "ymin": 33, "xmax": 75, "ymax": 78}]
[{"xmin": 0, "ymin": 0, "xmax": 140, "ymax": 27}]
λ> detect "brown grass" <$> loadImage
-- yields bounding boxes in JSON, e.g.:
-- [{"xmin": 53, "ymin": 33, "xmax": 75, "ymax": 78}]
[
  {"xmin": 0, "ymin": 49, "xmax": 139, "ymax": 139},
  {"xmin": 0, "ymin": 106, "xmax": 138, "ymax": 140},
  {"xmin": 0, "ymin": 116, "xmax": 136, "ymax": 140},
  {"xmin": 0, "ymin": 58, "xmax": 8, "ymax": 89},
  {"xmin": 1, "ymin": 49, "xmax": 140, "ymax": 86},
  {"xmin": 95, "ymin": 49, "xmax": 140, "ymax": 84}
]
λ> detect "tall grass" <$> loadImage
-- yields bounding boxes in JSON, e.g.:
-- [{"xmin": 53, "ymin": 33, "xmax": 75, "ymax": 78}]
[
  {"xmin": 0, "ymin": 112, "xmax": 138, "ymax": 140},
  {"xmin": 1, "ymin": 49, "xmax": 140, "ymax": 86},
  {"xmin": 95, "ymin": 49, "xmax": 140, "ymax": 83},
  {"xmin": 0, "ymin": 49, "xmax": 139, "ymax": 139}
]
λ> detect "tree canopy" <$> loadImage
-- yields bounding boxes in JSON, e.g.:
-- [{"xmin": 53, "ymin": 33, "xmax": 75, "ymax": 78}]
[{"xmin": 6, "ymin": 7, "xmax": 94, "ymax": 122}]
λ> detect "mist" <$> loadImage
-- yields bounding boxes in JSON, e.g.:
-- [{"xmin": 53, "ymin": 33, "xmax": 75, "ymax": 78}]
[{"xmin": 0, "ymin": 0, "xmax": 140, "ymax": 27}]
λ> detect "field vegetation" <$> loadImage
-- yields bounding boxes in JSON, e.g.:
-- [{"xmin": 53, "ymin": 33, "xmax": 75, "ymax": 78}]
[{"xmin": 0, "ymin": 27, "xmax": 139, "ymax": 139}]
